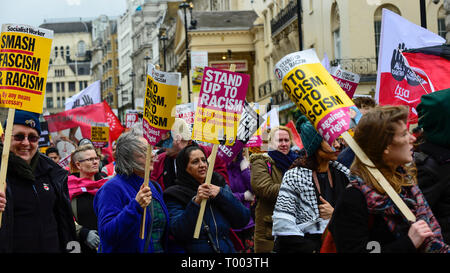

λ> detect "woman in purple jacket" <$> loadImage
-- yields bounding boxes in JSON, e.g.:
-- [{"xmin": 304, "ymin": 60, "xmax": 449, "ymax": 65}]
[{"xmin": 227, "ymin": 150, "xmax": 255, "ymax": 253}]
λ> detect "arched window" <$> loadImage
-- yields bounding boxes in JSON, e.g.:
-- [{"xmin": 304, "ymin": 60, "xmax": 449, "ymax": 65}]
[
  {"xmin": 60, "ymin": 46, "xmax": 64, "ymax": 59},
  {"xmin": 374, "ymin": 5, "xmax": 401, "ymax": 58},
  {"xmin": 331, "ymin": 3, "xmax": 341, "ymax": 60},
  {"xmin": 78, "ymin": 40, "xmax": 86, "ymax": 57},
  {"xmin": 438, "ymin": 6, "xmax": 447, "ymax": 39},
  {"xmin": 54, "ymin": 46, "xmax": 58, "ymax": 58},
  {"xmin": 66, "ymin": 46, "xmax": 70, "ymax": 58}
]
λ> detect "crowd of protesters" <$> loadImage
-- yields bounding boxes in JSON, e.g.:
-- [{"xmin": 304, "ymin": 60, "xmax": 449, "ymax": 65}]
[{"xmin": 1, "ymin": 91, "xmax": 450, "ymax": 253}]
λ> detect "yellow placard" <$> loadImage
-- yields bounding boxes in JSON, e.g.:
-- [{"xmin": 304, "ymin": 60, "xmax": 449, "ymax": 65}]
[
  {"xmin": 281, "ymin": 63, "xmax": 354, "ymax": 128},
  {"xmin": 91, "ymin": 126, "xmax": 109, "ymax": 143},
  {"xmin": 0, "ymin": 24, "xmax": 53, "ymax": 113},
  {"xmin": 143, "ymin": 64, "xmax": 179, "ymax": 145}
]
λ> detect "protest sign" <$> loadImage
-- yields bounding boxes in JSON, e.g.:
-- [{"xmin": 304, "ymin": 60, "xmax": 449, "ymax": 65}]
[
  {"xmin": 90, "ymin": 123, "xmax": 109, "ymax": 148},
  {"xmin": 275, "ymin": 49, "xmax": 416, "ymax": 223},
  {"xmin": 0, "ymin": 24, "xmax": 53, "ymax": 113},
  {"xmin": 193, "ymin": 64, "xmax": 249, "ymax": 238},
  {"xmin": 0, "ymin": 24, "xmax": 53, "ymax": 226},
  {"xmin": 125, "ymin": 110, "xmax": 142, "ymax": 129},
  {"xmin": 375, "ymin": 9, "xmax": 445, "ymax": 124},
  {"xmin": 329, "ymin": 66, "xmax": 360, "ymax": 99},
  {"xmin": 192, "ymin": 66, "xmax": 250, "ymax": 146},
  {"xmin": 38, "ymin": 121, "xmax": 50, "ymax": 148},
  {"xmin": 140, "ymin": 64, "xmax": 179, "ymax": 239},
  {"xmin": 142, "ymin": 63, "xmax": 179, "ymax": 146},
  {"xmin": 274, "ymin": 49, "xmax": 355, "ymax": 146}
]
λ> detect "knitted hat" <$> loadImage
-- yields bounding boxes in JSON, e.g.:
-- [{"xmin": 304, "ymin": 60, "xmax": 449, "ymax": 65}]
[
  {"xmin": 3, "ymin": 110, "xmax": 41, "ymax": 135},
  {"xmin": 296, "ymin": 115, "xmax": 322, "ymax": 156},
  {"xmin": 417, "ymin": 88, "xmax": 450, "ymax": 149}
]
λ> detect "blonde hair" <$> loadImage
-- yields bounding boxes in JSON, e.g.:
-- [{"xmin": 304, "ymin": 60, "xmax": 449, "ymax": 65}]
[
  {"xmin": 269, "ymin": 126, "xmax": 293, "ymax": 147},
  {"xmin": 351, "ymin": 105, "xmax": 416, "ymax": 194}
]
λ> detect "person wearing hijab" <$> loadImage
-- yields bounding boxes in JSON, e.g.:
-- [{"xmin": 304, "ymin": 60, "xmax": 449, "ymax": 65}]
[
  {"xmin": 163, "ymin": 144, "xmax": 250, "ymax": 253},
  {"xmin": 250, "ymin": 126, "xmax": 299, "ymax": 253}
]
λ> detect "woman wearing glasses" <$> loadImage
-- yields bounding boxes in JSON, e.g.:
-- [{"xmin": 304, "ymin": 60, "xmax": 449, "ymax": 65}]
[
  {"xmin": 68, "ymin": 144, "xmax": 107, "ymax": 253},
  {"xmin": 0, "ymin": 110, "xmax": 76, "ymax": 253}
]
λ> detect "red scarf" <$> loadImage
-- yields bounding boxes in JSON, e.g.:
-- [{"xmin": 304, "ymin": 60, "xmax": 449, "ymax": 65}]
[{"xmin": 68, "ymin": 175, "xmax": 107, "ymax": 201}]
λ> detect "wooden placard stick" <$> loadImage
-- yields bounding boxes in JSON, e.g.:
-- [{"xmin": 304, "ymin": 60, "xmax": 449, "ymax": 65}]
[
  {"xmin": 0, "ymin": 108, "xmax": 16, "ymax": 227},
  {"xmin": 341, "ymin": 131, "xmax": 416, "ymax": 223},
  {"xmin": 139, "ymin": 143, "xmax": 154, "ymax": 239},
  {"xmin": 193, "ymin": 64, "xmax": 237, "ymax": 239}
]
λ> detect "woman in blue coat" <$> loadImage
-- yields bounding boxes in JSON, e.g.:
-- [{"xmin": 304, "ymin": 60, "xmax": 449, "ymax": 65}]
[
  {"xmin": 164, "ymin": 144, "xmax": 250, "ymax": 253},
  {"xmin": 93, "ymin": 128, "xmax": 170, "ymax": 253}
]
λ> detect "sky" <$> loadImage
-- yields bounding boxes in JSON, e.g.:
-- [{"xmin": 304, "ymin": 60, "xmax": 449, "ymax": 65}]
[{"xmin": 0, "ymin": 0, "xmax": 127, "ymax": 28}]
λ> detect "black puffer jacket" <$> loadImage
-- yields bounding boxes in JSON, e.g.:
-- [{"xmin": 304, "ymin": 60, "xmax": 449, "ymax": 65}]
[
  {"xmin": 415, "ymin": 141, "xmax": 450, "ymax": 244},
  {"xmin": 0, "ymin": 147, "xmax": 77, "ymax": 253}
]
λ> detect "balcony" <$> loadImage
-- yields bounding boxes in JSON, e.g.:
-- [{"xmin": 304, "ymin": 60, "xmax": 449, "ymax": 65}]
[
  {"xmin": 270, "ymin": 1, "xmax": 298, "ymax": 37},
  {"xmin": 330, "ymin": 57, "xmax": 378, "ymax": 82}
]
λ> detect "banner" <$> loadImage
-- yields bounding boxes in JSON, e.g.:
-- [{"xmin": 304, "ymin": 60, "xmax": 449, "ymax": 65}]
[
  {"xmin": 192, "ymin": 67, "xmax": 249, "ymax": 146},
  {"xmin": 375, "ymin": 9, "xmax": 445, "ymax": 123},
  {"xmin": 0, "ymin": 24, "xmax": 53, "ymax": 113},
  {"xmin": 44, "ymin": 101, "xmax": 124, "ymax": 142},
  {"xmin": 143, "ymin": 64, "xmax": 179, "ymax": 146},
  {"xmin": 274, "ymin": 49, "xmax": 355, "ymax": 145},
  {"xmin": 65, "ymin": 80, "xmax": 101, "ymax": 110},
  {"xmin": 329, "ymin": 66, "xmax": 360, "ymax": 99}
]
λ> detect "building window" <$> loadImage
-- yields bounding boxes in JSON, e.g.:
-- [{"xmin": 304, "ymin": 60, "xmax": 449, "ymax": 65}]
[
  {"xmin": 55, "ymin": 69, "xmax": 65, "ymax": 77},
  {"xmin": 46, "ymin": 97, "xmax": 53, "ymax": 108},
  {"xmin": 54, "ymin": 46, "xmax": 58, "ymax": 58},
  {"xmin": 438, "ymin": 6, "xmax": 447, "ymax": 39},
  {"xmin": 46, "ymin": 82, "xmax": 53, "ymax": 92},
  {"xmin": 69, "ymin": 81, "xmax": 76, "ymax": 92},
  {"xmin": 374, "ymin": 5, "xmax": 401, "ymax": 59},
  {"xmin": 56, "ymin": 82, "xmax": 60, "ymax": 92},
  {"xmin": 331, "ymin": 3, "xmax": 341, "ymax": 60},
  {"xmin": 60, "ymin": 46, "xmax": 64, "ymax": 59},
  {"xmin": 78, "ymin": 40, "xmax": 86, "ymax": 57},
  {"xmin": 66, "ymin": 46, "xmax": 70, "ymax": 58}
]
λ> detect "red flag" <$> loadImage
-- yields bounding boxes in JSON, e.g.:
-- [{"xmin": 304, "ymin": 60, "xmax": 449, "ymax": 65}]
[
  {"xmin": 285, "ymin": 120, "xmax": 303, "ymax": 150},
  {"xmin": 44, "ymin": 101, "xmax": 124, "ymax": 142},
  {"xmin": 402, "ymin": 44, "xmax": 450, "ymax": 94}
]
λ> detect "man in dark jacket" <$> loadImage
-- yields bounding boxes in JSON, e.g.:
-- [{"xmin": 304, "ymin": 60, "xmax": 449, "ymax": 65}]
[
  {"xmin": 415, "ymin": 88, "xmax": 450, "ymax": 244},
  {"xmin": 0, "ymin": 110, "xmax": 77, "ymax": 253}
]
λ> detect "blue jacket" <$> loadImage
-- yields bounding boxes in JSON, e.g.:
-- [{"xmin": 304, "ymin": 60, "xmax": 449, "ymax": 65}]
[
  {"xmin": 93, "ymin": 173, "xmax": 170, "ymax": 253},
  {"xmin": 165, "ymin": 185, "xmax": 250, "ymax": 253}
]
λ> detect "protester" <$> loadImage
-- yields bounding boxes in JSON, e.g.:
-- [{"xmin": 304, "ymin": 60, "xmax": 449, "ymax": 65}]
[
  {"xmin": 78, "ymin": 138, "xmax": 107, "ymax": 174},
  {"xmin": 415, "ymin": 88, "xmax": 450, "ymax": 244},
  {"xmin": 68, "ymin": 144, "xmax": 107, "ymax": 253},
  {"xmin": 0, "ymin": 110, "xmax": 76, "ymax": 253},
  {"xmin": 227, "ymin": 150, "xmax": 255, "ymax": 253},
  {"xmin": 94, "ymin": 128, "xmax": 170, "ymax": 253},
  {"xmin": 101, "ymin": 141, "xmax": 117, "ymax": 178},
  {"xmin": 45, "ymin": 147, "xmax": 61, "ymax": 164},
  {"xmin": 272, "ymin": 116, "xmax": 350, "ymax": 253},
  {"xmin": 163, "ymin": 144, "xmax": 250, "ymax": 253},
  {"xmin": 155, "ymin": 131, "xmax": 173, "ymax": 155},
  {"xmin": 337, "ymin": 96, "xmax": 377, "ymax": 168},
  {"xmin": 151, "ymin": 118, "xmax": 229, "ymax": 190},
  {"xmin": 250, "ymin": 126, "xmax": 299, "ymax": 253},
  {"xmin": 329, "ymin": 105, "xmax": 450, "ymax": 253}
]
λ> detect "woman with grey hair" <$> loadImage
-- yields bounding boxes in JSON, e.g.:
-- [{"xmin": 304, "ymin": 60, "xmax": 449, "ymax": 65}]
[{"xmin": 93, "ymin": 128, "xmax": 171, "ymax": 253}]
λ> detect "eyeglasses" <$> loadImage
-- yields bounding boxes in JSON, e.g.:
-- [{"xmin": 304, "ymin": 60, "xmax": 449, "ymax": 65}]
[
  {"xmin": 78, "ymin": 157, "xmax": 100, "ymax": 163},
  {"xmin": 12, "ymin": 134, "xmax": 40, "ymax": 143}
]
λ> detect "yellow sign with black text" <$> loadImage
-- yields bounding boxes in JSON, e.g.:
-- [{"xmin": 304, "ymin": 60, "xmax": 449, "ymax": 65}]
[{"xmin": 0, "ymin": 24, "xmax": 53, "ymax": 113}]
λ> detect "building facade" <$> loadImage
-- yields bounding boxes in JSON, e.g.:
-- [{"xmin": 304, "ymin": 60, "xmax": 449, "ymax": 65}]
[
  {"xmin": 39, "ymin": 19, "xmax": 93, "ymax": 114},
  {"xmin": 91, "ymin": 15, "xmax": 120, "ymax": 113}
]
